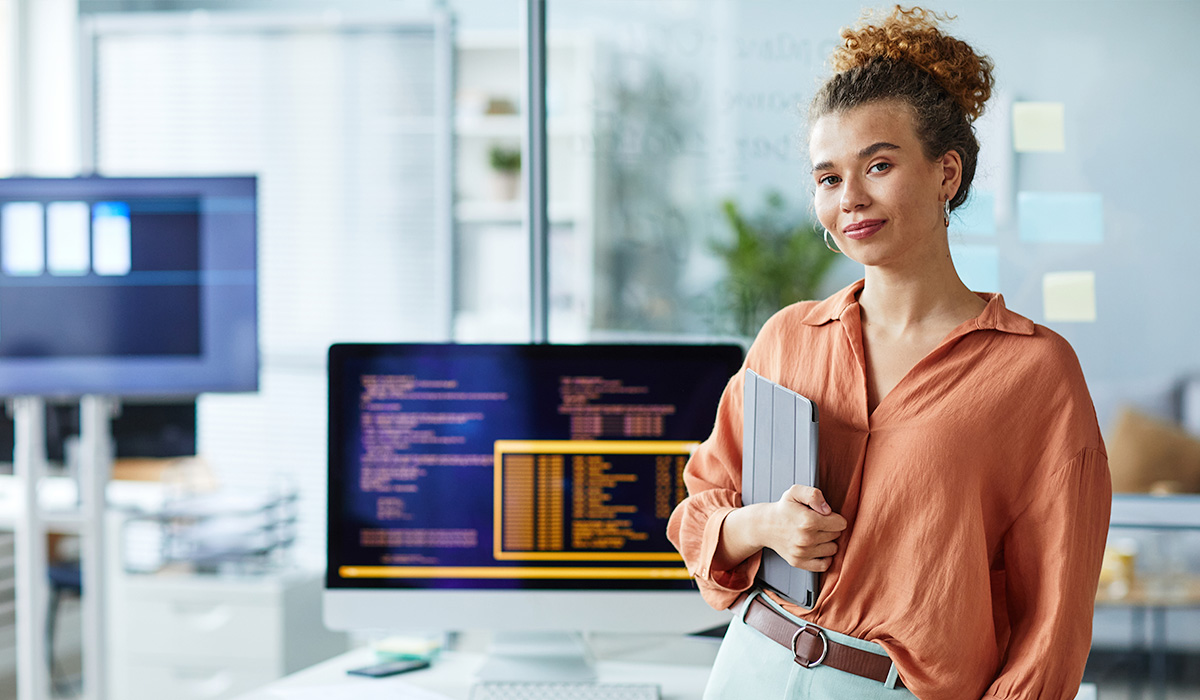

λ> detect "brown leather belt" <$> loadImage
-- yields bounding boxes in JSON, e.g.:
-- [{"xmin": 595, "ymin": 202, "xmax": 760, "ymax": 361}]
[{"xmin": 743, "ymin": 596, "xmax": 904, "ymax": 689}]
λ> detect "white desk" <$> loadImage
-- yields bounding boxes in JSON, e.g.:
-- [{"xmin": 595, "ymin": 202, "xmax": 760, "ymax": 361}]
[
  {"xmin": 233, "ymin": 635, "xmax": 718, "ymax": 700},
  {"xmin": 233, "ymin": 635, "xmax": 1100, "ymax": 700}
]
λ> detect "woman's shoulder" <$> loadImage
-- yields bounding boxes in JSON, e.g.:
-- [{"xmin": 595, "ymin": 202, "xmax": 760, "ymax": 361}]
[
  {"xmin": 975, "ymin": 296, "xmax": 1087, "ymax": 381},
  {"xmin": 755, "ymin": 281, "xmax": 863, "ymax": 341},
  {"xmin": 1007, "ymin": 322, "xmax": 1087, "ymax": 380},
  {"xmin": 749, "ymin": 298, "xmax": 836, "ymax": 348},
  {"xmin": 994, "ymin": 322, "xmax": 1104, "ymax": 454},
  {"xmin": 740, "ymin": 300, "xmax": 834, "ymax": 378}
]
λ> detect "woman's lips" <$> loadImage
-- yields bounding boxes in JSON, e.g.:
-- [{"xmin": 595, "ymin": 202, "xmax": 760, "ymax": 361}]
[{"xmin": 843, "ymin": 219, "xmax": 885, "ymax": 240}]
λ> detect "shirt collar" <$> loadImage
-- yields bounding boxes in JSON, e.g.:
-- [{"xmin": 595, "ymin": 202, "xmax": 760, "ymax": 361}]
[{"xmin": 799, "ymin": 279, "xmax": 1035, "ymax": 336}]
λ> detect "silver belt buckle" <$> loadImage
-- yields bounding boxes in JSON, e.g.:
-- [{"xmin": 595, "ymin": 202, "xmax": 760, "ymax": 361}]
[{"xmin": 790, "ymin": 624, "xmax": 829, "ymax": 669}]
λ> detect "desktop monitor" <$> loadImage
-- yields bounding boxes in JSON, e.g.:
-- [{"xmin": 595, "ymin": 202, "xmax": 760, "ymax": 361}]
[
  {"xmin": 0, "ymin": 176, "xmax": 258, "ymax": 397},
  {"xmin": 0, "ymin": 399, "xmax": 196, "ymax": 462},
  {"xmin": 325, "ymin": 343, "xmax": 742, "ymax": 675}
]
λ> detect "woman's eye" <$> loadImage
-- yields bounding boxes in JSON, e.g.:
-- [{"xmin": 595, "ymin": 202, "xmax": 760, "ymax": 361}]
[
  {"xmin": 869, "ymin": 162, "xmax": 891, "ymax": 173},
  {"xmin": 818, "ymin": 174, "xmax": 840, "ymax": 186}
]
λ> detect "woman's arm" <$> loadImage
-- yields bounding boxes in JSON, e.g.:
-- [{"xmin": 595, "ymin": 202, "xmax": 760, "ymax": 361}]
[
  {"xmin": 717, "ymin": 485, "xmax": 845, "ymax": 573},
  {"xmin": 667, "ymin": 368, "xmax": 846, "ymax": 610},
  {"xmin": 982, "ymin": 447, "xmax": 1111, "ymax": 700}
]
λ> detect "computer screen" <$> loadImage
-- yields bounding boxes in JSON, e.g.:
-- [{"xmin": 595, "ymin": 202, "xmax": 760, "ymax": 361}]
[
  {"xmin": 0, "ymin": 399, "xmax": 196, "ymax": 462},
  {"xmin": 0, "ymin": 176, "xmax": 258, "ymax": 397},
  {"xmin": 325, "ymin": 342, "xmax": 742, "ymax": 637}
]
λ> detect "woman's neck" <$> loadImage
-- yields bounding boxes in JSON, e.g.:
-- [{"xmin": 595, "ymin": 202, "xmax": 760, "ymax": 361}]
[{"xmin": 857, "ymin": 249, "xmax": 986, "ymax": 333}]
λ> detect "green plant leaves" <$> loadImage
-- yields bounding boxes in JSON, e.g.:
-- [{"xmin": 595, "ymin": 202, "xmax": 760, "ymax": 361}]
[{"xmin": 709, "ymin": 191, "xmax": 838, "ymax": 338}]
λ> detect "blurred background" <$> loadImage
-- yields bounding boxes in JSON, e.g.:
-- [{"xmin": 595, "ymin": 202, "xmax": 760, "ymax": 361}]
[{"xmin": 3, "ymin": 0, "xmax": 1200, "ymax": 698}]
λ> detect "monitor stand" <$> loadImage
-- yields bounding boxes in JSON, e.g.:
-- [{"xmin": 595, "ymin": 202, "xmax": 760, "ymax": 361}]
[
  {"xmin": 10, "ymin": 395, "xmax": 116, "ymax": 700},
  {"xmin": 476, "ymin": 632, "xmax": 596, "ymax": 682}
]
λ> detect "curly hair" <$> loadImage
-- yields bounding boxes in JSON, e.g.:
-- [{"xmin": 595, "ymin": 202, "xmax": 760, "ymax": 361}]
[{"xmin": 811, "ymin": 6, "xmax": 995, "ymax": 211}]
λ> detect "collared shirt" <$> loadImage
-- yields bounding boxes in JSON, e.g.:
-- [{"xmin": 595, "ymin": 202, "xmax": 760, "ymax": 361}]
[{"xmin": 667, "ymin": 279, "xmax": 1111, "ymax": 700}]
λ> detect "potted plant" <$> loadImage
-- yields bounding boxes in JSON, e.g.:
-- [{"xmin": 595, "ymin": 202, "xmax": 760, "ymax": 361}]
[
  {"xmin": 488, "ymin": 145, "xmax": 521, "ymax": 201},
  {"xmin": 709, "ymin": 191, "xmax": 839, "ymax": 338}
]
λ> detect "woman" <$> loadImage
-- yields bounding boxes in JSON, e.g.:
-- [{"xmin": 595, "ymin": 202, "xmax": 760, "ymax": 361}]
[{"xmin": 667, "ymin": 7, "xmax": 1111, "ymax": 700}]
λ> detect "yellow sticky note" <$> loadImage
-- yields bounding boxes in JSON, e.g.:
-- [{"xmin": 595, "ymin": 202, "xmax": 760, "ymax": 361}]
[
  {"xmin": 1013, "ymin": 102, "xmax": 1065, "ymax": 152},
  {"xmin": 1043, "ymin": 271, "xmax": 1096, "ymax": 322}
]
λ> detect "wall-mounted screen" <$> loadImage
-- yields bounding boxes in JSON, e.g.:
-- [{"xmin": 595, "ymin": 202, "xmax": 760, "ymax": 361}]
[{"xmin": 0, "ymin": 176, "xmax": 258, "ymax": 397}]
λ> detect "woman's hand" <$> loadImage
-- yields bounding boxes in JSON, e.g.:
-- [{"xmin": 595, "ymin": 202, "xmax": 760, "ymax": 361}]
[{"xmin": 716, "ymin": 485, "xmax": 848, "ymax": 573}]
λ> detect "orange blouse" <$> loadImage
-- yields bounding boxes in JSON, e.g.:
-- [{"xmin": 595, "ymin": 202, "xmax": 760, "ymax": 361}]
[{"xmin": 667, "ymin": 280, "xmax": 1111, "ymax": 700}]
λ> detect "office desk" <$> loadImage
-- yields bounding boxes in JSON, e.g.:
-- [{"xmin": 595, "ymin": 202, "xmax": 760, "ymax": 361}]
[
  {"xmin": 1103, "ymin": 494, "xmax": 1200, "ymax": 700},
  {"xmin": 234, "ymin": 635, "xmax": 717, "ymax": 700},
  {"xmin": 1096, "ymin": 578, "xmax": 1200, "ymax": 700},
  {"xmin": 234, "ymin": 635, "xmax": 1100, "ymax": 700}
]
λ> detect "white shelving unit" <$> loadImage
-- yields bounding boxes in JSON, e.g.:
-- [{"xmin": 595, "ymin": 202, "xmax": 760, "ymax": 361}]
[{"xmin": 453, "ymin": 30, "xmax": 597, "ymax": 342}]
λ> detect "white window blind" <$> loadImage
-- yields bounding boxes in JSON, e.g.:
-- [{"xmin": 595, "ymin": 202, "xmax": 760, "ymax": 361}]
[{"xmin": 87, "ymin": 13, "xmax": 453, "ymax": 564}]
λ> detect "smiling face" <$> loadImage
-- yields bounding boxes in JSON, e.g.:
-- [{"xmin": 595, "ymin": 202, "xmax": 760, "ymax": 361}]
[{"xmin": 809, "ymin": 100, "xmax": 962, "ymax": 270}]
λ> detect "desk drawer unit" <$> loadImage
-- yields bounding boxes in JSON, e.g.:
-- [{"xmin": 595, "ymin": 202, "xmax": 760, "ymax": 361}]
[
  {"xmin": 128, "ymin": 659, "xmax": 279, "ymax": 700},
  {"xmin": 109, "ymin": 570, "xmax": 345, "ymax": 700},
  {"xmin": 123, "ymin": 592, "xmax": 282, "ymax": 661}
]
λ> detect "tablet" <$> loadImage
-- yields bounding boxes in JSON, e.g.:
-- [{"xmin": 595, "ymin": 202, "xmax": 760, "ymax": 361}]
[{"xmin": 741, "ymin": 369, "xmax": 820, "ymax": 608}]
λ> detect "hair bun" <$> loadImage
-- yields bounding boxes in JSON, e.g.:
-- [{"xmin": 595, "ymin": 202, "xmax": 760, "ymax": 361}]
[{"xmin": 831, "ymin": 5, "xmax": 994, "ymax": 121}]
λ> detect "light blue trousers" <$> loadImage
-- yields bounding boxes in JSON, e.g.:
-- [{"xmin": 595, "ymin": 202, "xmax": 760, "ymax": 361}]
[{"xmin": 704, "ymin": 591, "xmax": 915, "ymax": 700}]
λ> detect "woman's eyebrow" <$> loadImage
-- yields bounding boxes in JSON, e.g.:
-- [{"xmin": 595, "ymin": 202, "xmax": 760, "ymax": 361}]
[
  {"xmin": 860, "ymin": 141, "xmax": 901, "ymax": 159},
  {"xmin": 811, "ymin": 141, "xmax": 901, "ymax": 173}
]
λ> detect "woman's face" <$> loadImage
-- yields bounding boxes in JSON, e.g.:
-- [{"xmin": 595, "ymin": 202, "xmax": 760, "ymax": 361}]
[{"xmin": 809, "ymin": 100, "xmax": 959, "ymax": 270}]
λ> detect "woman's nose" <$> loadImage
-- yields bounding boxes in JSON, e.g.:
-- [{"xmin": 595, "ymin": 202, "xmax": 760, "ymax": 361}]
[{"xmin": 840, "ymin": 177, "xmax": 870, "ymax": 211}]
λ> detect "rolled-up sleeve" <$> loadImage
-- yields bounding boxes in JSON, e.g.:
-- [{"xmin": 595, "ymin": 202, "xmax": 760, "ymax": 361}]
[
  {"xmin": 983, "ymin": 447, "xmax": 1112, "ymax": 700},
  {"xmin": 667, "ymin": 368, "xmax": 762, "ymax": 611}
]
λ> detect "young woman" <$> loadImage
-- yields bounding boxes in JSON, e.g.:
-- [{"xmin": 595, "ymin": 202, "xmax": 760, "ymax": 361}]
[{"xmin": 668, "ymin": 7, "xmax": 1111, "ymax": 700}]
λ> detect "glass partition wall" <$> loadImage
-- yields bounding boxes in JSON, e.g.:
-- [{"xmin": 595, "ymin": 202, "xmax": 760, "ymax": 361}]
[
  {"xmin": 537, "ymin": 1, "xmax": 859, "ymax": 344},
  {"xmin": 535, "ymin": 0, "xmax": 1200, "ymax": 429}
]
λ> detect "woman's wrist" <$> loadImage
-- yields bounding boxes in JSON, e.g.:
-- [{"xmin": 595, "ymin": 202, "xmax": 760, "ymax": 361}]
[{"xmin": 714, "ymin": 502, "xmax": 768, "ymax": 571}]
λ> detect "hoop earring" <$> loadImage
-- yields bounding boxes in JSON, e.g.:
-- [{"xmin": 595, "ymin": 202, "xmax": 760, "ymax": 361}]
[
  {"xmin": 823, "ymin": 228, "xmax": 842, "ymax": 254},
  {"xmin": 943, "ymin": 199, "xmax": 951, "ymax": 228}
]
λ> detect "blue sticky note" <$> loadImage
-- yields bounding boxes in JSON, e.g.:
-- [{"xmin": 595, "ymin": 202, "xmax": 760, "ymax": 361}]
[
  {"xmin": 1017, "ymin": 192, "xmax": 1104, "ymax": 244},
  {"xmin": 952, "ymin": 191, "xmax": 996, "ymax": 236},
  {"xmin": 950, "ymin": 243, "xmax": 1000, "ymax": 293}
]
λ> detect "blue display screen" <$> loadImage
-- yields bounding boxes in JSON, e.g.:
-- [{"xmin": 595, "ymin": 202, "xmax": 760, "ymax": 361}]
[
  {"xmin": 0, "ymin": 176, "xmax": 257, "ymax": 396},
  {"xmin": 326, "ymin": 343, "xmax": 743, "ymax": 591}
]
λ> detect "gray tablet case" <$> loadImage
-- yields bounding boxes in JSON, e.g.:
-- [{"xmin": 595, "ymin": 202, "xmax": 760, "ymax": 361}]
[{"xmin": 742, "ymin": 369, "xmax": 820, "ymax": 608}]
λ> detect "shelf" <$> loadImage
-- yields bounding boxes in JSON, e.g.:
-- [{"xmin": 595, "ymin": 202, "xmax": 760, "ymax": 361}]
[
  {"xmin": 1096, "ymin": 576, "xmax": 1200, "ymax": 608},
  {"xmin": 455, "ymin": 200, "xmax": 581, "ymax": 224},
  {"xmin": 1110, "ymin": 494, "xmax": 1200, "ymax": 529},
  {"xmin": 455, "ymin": 114, "xmax": 588, "ymax": 138}
]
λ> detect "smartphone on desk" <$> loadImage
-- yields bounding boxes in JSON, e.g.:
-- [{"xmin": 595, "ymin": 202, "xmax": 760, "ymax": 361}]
[{"xmin": 347, "ymin": 659, "xmax": 431, "ymax": 678}]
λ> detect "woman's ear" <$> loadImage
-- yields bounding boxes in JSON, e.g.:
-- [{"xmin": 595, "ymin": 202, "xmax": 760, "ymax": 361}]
[{"xmin": 940, "ymin": 149, "xmax": 963, "ymax": 202}]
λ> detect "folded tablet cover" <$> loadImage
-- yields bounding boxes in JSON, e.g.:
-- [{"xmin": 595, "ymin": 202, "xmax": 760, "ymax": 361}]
[{"xmin": 742, "ymin": 369, "xmax": 820, "ymax": 609}]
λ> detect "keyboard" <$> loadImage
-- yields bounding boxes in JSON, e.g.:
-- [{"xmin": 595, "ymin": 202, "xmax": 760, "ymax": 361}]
[{"xmin": 469, "ymin": 681, "xmax": 661, "ymax": 700}]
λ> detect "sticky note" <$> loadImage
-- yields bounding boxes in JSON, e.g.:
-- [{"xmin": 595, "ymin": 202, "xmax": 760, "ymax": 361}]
[
  {"xmin": 952, "ymin": 191, "xmax": 996, "ymax": 236},
  {"xmin": 1043, "ymin": 271, "xmax": 1096, "ymax": 322},
  {"xmin": 1017, "ymin": 192, "xmax": 1104, "ymax": 244},
  {"xmin": 1013, "ymin": 102, "xmax": 1065, "ymax": 152},
  {"xmin": 950, "ymin": 243, "xmax": 999, "ymax": 293}
]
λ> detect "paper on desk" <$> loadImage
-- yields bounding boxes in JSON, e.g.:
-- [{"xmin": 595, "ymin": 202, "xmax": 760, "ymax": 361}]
[{"xmin": 265, "ymin": 679, "xmax": 454, "ymax": 700}]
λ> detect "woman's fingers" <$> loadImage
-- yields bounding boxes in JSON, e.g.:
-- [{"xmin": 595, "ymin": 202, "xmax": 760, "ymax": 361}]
[{"xmin": 782, "ymin": 484, "xmax": 831, "ymax": 515}]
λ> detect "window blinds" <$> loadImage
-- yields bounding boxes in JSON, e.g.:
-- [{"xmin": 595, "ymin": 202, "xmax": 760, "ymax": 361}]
[{"xmin": 88, "ymin": 13, "xmax": 453, "ymax": 564}]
